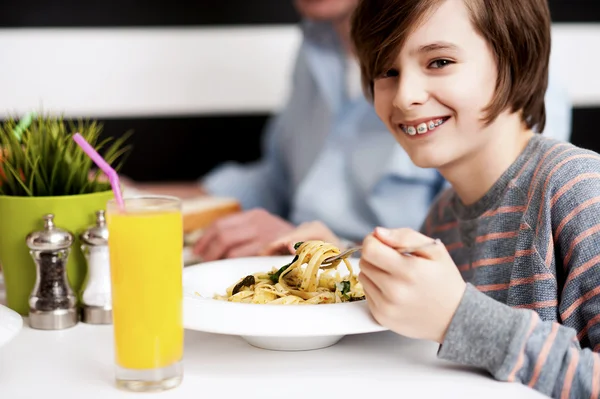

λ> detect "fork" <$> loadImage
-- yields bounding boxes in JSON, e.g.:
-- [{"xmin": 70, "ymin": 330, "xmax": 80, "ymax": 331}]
[{"xmin": 320, "ymin": 238, "xmax": 442, "ymax": 269}]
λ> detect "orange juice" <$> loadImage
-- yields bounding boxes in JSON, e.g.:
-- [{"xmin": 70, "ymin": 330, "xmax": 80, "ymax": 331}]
[{"xmin": 107, "ymin": 202, "xmax": 183, "ymax": 371}]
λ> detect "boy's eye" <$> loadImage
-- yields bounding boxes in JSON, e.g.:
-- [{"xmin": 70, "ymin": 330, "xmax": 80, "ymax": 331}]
[
  {"xmin": 428, "ymin": 59, "xmax": 453, "ymax": 69},
  {"xmin": 379, "ymin": 68, "xmax": 399, "ymax": 79}
]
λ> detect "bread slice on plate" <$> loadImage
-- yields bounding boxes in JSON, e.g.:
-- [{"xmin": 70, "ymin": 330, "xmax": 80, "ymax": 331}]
[{"xmin": 182, "ymin": 196, "xmax": 241, "ymax": 234}]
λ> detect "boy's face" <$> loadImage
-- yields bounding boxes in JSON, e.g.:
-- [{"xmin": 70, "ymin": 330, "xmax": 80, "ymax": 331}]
[
  {"xmin": 372, "ymin": 0, "xmax": 500, "ymax": 171},
  {"xmin": 294, "ymin": 0, "xmax": 359, "ymax": 21}
]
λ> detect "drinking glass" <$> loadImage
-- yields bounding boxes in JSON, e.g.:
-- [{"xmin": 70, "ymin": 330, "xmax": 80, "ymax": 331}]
[{"xmin": 106, "ymin": 196, "xmax": 183, "ymax": 392}]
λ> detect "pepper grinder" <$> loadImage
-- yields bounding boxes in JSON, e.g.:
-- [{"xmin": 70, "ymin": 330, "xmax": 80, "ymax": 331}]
[
  {"xmin": 26, "ymin": 214, "xmax": 78, "ymax": 330},
  {"xmin": 80, "ymin": 210, "xmax": 112, "ymax": 324}
]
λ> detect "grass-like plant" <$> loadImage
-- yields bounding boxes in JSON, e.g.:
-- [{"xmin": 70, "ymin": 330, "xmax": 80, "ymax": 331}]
[{"xmin": 0, "ymin": 113, "xmax": 132, "ymax": 197}]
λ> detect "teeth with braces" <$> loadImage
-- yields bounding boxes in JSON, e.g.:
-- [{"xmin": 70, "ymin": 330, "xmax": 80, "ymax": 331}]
[{"xmin": 401, "ymin": 118, "xmax": 447, "ymax": 135}]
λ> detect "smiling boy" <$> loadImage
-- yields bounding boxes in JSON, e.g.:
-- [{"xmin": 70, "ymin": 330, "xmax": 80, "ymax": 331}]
[
  {"xmin": 348, "ymin": 0, "xmax": 600, "ymax": 397},
  {"xmin": 265, "ymin": 0, "xmax": 600, "ymax": 397}
]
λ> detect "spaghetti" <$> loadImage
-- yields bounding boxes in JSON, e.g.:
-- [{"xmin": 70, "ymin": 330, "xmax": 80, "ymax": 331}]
[{"xmin": 213, "ymin": 240, "xmax": 365, "ymax": 304}]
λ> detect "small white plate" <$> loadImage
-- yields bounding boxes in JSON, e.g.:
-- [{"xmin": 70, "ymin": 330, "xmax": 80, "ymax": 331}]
[
  {"xmin": 0, "ymin": 304, "xmax": 23, "ymax": 349},
  {"xmin": 183, "ymin": 256, "xmax": 387, "ymax": 351}
]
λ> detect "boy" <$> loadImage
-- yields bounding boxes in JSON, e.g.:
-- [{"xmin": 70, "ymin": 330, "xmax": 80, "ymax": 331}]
[
  {"xmin": 265, "ymin": 0, "xmax": 599, "ymax": 397},
  {"xmin": 123, "ymin": 0, "xmax": 573, "ymax": 262}
]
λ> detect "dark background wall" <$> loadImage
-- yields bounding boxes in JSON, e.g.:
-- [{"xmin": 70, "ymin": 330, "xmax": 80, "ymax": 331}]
[
  {"xmin": 0, "ymin": 0, "xmax": 598, "ymax": 182},
  {"xmin": 0, "ymin": 1, "xmax": 597, "ymax": 26}
]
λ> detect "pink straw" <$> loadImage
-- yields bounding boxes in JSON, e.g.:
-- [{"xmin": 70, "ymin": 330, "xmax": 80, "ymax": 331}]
[{"xmin": 72, "ymin": 133, "xmax": 125, "ymax": 210}]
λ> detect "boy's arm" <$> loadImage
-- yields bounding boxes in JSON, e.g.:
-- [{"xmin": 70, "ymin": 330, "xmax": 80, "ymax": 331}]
[
  {"xmin": 438, "ymin": 284, "xmax": 600, "ymax": 399},
  {"xmin": 439, "ymin": 154, "xmax": 600, "ymax": 398}
]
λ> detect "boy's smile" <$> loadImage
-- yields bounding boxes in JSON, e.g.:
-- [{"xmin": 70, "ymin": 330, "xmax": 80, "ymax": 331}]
[{"xmin": 398, "ymin": 116, "xmax": 451, "ymax": 137}]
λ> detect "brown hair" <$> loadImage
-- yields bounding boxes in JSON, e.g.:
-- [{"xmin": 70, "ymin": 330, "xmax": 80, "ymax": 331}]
[{"xmin": 350, "ymin": 0, "xmax": 552, "ymax": 132}]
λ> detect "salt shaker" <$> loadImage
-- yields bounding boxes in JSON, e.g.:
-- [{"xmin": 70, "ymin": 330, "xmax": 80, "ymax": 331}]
[
  {"xmin": 80, "ymin": 210, "xmax": 112, "ymax": 324},
  {"xmin": 26, "ymin": 214, "xmax": 78, "ymax": 330}
]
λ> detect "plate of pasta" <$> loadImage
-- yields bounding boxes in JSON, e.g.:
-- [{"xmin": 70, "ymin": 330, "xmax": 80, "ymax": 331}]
[{"xmin": 183, "ymin": 240, "xmax": 387, "ymax": 351}]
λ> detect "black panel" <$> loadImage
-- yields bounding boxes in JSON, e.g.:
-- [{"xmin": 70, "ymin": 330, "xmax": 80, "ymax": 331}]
[
  {"xmin": 0, "ymin": 0, "xmax": 300, "ymax": 28},
  {"xmin": 1, "ymin": 107, "xmax": 598, "ymax": 182},
  {"xmin": 92, "ymin": 106, "xmax": 600, "ymax": 182},
  {"xmin": 95, "ymin": 113, "xmax": 270, "ymax": 182},
  {"xmin": 570, "ymin": 107, "xmax": 600, "ymax": 154},
  {"xmin": 549, "ymin": 0, "xmax": 600, "ymax": 23},
  {"xmin": 0, "ymin": 0, "xmax": 597, "ymax": 27},
  {"xmin": 104, "ymin": 106, "xmax": 600, "ymax": 182}
]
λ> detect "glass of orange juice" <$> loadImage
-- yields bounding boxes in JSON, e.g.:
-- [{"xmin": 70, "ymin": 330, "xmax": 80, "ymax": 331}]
[{"xmin": 106, "ymin": 196, "xmax": 183, "ymax": 392}]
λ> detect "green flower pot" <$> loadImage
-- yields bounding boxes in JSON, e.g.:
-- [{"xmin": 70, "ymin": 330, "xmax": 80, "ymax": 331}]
[{"xmin": 0, "ymin": 190, "xmax": 114, "ymax": 315}]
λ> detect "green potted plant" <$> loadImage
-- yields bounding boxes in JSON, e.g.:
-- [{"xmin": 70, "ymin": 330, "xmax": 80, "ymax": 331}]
[{"xmin": 0, "ymin": 113, "xmax": 131, "ymax": 315}]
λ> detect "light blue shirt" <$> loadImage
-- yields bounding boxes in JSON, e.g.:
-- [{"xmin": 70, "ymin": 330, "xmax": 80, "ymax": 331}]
[{"xmin": 202, "ymin": 20, "xmax": 572, "ymax": 243}]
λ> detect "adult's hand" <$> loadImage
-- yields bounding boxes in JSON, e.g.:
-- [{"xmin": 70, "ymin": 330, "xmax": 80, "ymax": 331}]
[{"xmin": 193, "ymin": 208, "xmax": 295, "ymax": 261}]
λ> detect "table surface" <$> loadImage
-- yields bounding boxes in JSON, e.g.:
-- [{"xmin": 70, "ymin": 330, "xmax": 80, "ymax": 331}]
[
  {"xmin": 0, "ymin": 316, "xmax": 548, "ymax": 399},
  {"xmin": 0, "ymin": 273, "xmax": 547, "ymax": 399}
]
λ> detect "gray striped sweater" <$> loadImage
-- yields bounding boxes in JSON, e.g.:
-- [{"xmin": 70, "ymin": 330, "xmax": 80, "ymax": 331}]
[{"xmin": 421, "ymin": 135, "xmax": 600, "ymax": 398}]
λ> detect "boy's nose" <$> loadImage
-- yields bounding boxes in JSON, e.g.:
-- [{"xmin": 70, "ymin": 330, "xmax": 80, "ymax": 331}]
[{"xmin": 393, "ymin": 73, "xmax": 429, "ymax": 111}]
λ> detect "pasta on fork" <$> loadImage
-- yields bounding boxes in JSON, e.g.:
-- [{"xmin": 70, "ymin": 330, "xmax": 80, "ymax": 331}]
[{"xmin": 213, "ymin": 240, "xmax": 365, "ymax": 304}]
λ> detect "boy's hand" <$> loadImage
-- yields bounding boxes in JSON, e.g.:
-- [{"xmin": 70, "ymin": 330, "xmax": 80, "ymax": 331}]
[
  {"xmin": 359, "ymin": 227, "xmax": 466, "ymax": 344},
  {"xmin": 261, "ymin": 221, "xmax": 343, "ymax": 256}
]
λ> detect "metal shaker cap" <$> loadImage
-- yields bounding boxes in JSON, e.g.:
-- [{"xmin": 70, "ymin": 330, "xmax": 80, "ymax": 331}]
[
  {"xmin": 25, "ymin": 214, "xmax": 73, "ymax": 251},
  {"xmin": 80, "ymin": 210, "xmax": 109, "ymax": 247}
]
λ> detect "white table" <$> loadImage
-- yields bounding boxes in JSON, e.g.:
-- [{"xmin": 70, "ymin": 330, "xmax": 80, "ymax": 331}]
[{"xmin": 0, "ymin": 317, "xmax": 546, "ymax": 399}]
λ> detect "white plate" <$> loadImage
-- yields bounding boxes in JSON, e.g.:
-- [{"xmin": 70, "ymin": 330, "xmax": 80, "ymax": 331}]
[
  {"xmin": 183, "ymin": 256, "xmax": 387, "ymax": 351},
  {"xmin": 0, "ymin": 304, "xmax": 23, "ymax": 349}
]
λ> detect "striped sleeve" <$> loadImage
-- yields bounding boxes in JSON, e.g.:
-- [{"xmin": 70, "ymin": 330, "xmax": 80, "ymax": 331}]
[
  {"xmin": 545, "ymin": 152, "xmax": 600, "ymax": 355},
  {"xmin": 438, "ymin": 285, "xmax": 600, "ymax": 398},
  {"xmin": 439, "ymin": 151, "xmax": 600, "ymax": 398},
  {"xmin": 545, "ymin": 151, "xmax": 600, "ymax": 398}
]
